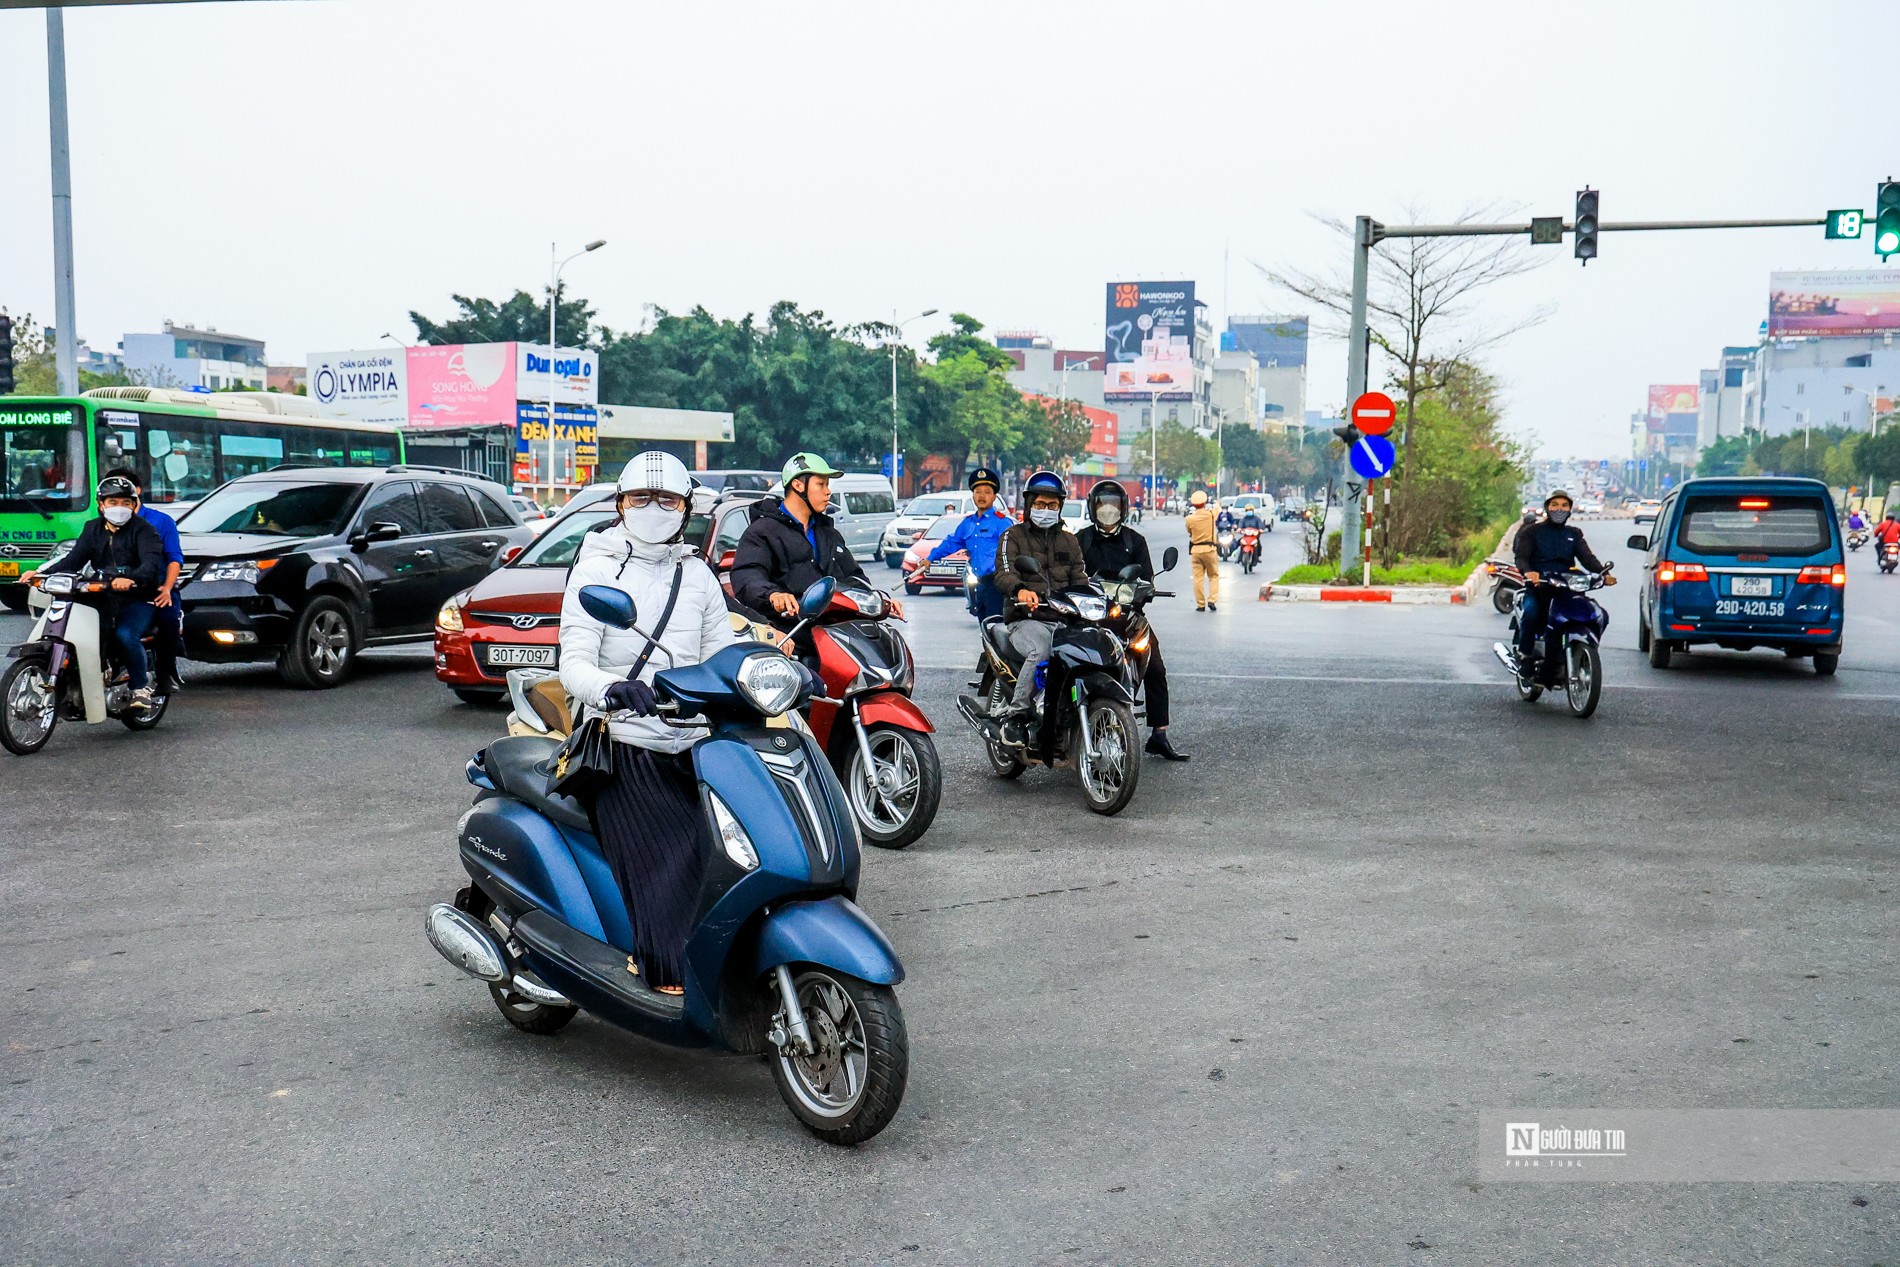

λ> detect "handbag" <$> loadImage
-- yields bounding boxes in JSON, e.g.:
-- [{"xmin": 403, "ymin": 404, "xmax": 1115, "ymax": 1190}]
[{"xmin": 546, "ymin": 562, "xmax": 685, "ymax": 801}]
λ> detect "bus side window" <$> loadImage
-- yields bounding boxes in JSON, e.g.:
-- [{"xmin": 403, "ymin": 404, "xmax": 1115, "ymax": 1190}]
[{"xmin": 140, "ymin": 414, "xmax": 218, "ymax": 502}]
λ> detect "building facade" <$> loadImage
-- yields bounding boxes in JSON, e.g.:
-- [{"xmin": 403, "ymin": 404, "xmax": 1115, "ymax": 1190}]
[
  {"xmin": 1225, "ymin": 314, "xmax": 1309, "ymax": 432},
  {"xmin": 122, "ymin": 321, "xmax": 267, "ymax": 391}
]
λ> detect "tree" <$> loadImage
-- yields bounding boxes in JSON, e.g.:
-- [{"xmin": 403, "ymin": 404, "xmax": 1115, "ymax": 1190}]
[
  {"xmin": 1127, "ymin": 420, "xmax": 1218, "ymax": 485},
  {"xmin": 1857, "ymin": 427, "xmax": 1900, "ymax": 489},
  {"xmin": 919, "ymin": 350, "xmax": 1035, "ymax": 479},
  {"xmin": 1221, "ymin": 425, "xmax": 1267, "ymax": 483},
  {"xmin": 1031, "ymin": 396, "xmax": 1098, "ymax": 470},
  {"xmin": 410, "ymin": 288, "xmax": 595, "ymax": 348},
  {"xmin": 1260, "ymin": 205, "xmax": 1550, "ymax": 547},
  {"xmin": 1697, "ymin": 435, "xmax": 1751, "ymax": 478},
  {"xmin": 1374, "ymin": 360, "xmax": 1527, "ymax": 562},
  {"xmin": 3, "ymin": 314, "xmax": 141, "ymax": 396}
]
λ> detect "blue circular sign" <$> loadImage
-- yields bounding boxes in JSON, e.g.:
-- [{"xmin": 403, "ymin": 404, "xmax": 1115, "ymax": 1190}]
[{"xmin": 1349, "ymin": 434, "xmax": 1397, "ymax": 480}]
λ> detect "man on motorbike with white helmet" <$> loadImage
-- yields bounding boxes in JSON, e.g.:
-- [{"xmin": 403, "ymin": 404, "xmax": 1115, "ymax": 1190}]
[{"xmin": 558, "ymin": 452, "xmax": 739, "ymax": 994}]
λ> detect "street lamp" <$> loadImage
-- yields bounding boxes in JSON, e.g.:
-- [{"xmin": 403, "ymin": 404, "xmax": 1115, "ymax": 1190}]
[
  {"xmin": 1846, "ymin": 383, "xmax": 1891, "ymax": 434},
  {"xmin": 547, "ymin": 239, "xmax": 606, "ymax": 505},
  {"xmin": 889, "ymin": 308, "xmax": 938, "ymax": 494}
]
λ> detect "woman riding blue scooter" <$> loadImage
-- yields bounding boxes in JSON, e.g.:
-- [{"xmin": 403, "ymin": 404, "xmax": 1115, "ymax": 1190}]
[{"xmin": 426, "ymin": 453, "xmax": 909, "ymax": 1143}]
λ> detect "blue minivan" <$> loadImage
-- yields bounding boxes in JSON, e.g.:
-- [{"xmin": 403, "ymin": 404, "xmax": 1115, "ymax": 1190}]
[{"xmin": 1628, "ymin": 477, "xmax": 1845, "ymax": 675}]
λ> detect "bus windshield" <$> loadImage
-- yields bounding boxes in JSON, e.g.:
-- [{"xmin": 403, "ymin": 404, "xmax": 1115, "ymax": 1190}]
[
  {"xmin": 0, "ymin": 404, "xmax": 89, "ymax": 515},
  {"xmin": 175, "ymin": 480, "xmax": 365, "ymax": 537}
]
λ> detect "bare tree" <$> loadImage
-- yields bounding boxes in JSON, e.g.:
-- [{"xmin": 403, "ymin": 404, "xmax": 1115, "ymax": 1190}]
[{"xmin": 1258, "ymin": 204, "xmax": 1552, "ymax": 480}]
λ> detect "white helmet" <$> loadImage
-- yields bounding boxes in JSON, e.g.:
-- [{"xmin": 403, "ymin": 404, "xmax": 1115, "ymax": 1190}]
[{"xmin": 616, "ymin": 451, "xmax": 693, "ymax": 496}]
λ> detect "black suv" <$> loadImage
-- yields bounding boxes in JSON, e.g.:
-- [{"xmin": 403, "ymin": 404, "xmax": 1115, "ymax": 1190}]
[{"xmin": 173, "ymin": 466, "xmax": 535, "ymax": 688}]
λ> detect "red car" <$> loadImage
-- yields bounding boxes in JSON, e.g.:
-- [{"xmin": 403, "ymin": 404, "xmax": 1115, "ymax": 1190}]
[
  {"xmin": 899, "ymin": 513, "xmax": 970, "ymax": 596},
  {"xmin": 434, "ymin": 487, "xmax": 746, "ymax": 703}
]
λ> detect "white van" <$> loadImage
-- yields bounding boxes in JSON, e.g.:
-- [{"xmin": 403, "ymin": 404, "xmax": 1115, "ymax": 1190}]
[
  {"xmin": 767, "ymin": 472, "xmax": 899, "ymax": 562},
  {"xmin": 881, "ymin": 490, "xmax": 976, "ymax": 566}
]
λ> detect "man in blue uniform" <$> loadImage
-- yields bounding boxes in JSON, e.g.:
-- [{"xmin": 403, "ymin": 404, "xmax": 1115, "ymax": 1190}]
[{"xmin": 924, "ymin": 467, "xmax": 1013, "ymax": 621}]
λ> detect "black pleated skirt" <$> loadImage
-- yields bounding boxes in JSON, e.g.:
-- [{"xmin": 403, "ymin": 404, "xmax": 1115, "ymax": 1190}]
[{"xmin": 589, "ymin": 744, "xmax": 707, "ymax": 989}]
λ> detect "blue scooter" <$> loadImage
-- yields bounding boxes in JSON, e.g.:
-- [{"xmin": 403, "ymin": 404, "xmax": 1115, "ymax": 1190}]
[
  {"xmin": 1491, "ymin": 564, "xmax": 1613, "ymax": 719},
  {"xmin": 426, "ymin": 578, "xmax": 910, "ymax": 1144}
]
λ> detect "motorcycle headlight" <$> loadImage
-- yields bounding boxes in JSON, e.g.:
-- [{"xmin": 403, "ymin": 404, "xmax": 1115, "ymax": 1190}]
[
  {"xmin": 1569, "ymin": 574, "xmax": 1591, "ymax": 592},
  {"xmin": 199, "ymin": 559, "xmax": 274, "ymax": 585},
  {"xmin": 706, "ymin": 791, "xmax": 759, "ymax": 870},
  {"xmin": 737, "ymin": 652, "xmax": 804, "ymax": 717},
  {"xmin": 1072, "ymin": 594, "xmax": 1108, "ymax": 621},
  {"xmin": 844, "ymin": 587, "xmax": 886, "ymax": 618}
]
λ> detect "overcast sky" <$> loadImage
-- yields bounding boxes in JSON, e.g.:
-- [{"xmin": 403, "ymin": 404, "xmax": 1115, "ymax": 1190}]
[{"xmin": 3, "ymin": 0, "xmax": 1893, "ymax": 456}]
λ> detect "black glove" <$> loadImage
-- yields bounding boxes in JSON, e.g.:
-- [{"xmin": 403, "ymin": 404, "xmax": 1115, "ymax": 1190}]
[{"xmin": 603, "ymin": 679, "xmax": 658, "ymax": 716}]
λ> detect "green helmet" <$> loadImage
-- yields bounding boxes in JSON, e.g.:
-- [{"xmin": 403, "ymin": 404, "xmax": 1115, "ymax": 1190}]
[{"xmin": 781, "ymin": 452, "xmax": 844, "ymax": 487}]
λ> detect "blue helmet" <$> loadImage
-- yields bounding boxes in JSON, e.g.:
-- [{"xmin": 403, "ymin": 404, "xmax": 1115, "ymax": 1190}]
[{"xmin": 1022, "ymin": 470, "xmax": 1064, "ymax": 500}]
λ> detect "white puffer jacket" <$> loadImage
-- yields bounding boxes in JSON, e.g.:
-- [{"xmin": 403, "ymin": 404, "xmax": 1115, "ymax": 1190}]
[{"xmin": 559, "ymin": 524, "xmax": 739, "ymax": 753}]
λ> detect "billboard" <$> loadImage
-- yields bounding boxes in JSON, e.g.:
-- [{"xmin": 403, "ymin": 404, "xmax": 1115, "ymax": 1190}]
[
  {"xmin": 1768, "ymin": 271, "xmax": 1900, "ymax": 338},
  {"xmin": 406, "ymin": 343, "xmax": 517, "ymax": 428},
  {"xmin": 1648, "ymin": 384, "xmax": 1700, "ymax": 440},
  {"xmin": 1104, "ymin": 281, "xmax": 1196, "ymax": 402},
  {"xmin": 515, "ymin": 343, "xmax": 599, "ymax": 406},
  {"xmin": 306, "ymin": 350, "xmax": 407, "ymax": 425}
]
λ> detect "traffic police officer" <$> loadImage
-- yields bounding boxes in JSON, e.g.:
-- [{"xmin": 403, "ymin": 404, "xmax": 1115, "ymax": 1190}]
[{"xmin": 924, "ymin": 467, "xmax": 1013, "ymax": 621}]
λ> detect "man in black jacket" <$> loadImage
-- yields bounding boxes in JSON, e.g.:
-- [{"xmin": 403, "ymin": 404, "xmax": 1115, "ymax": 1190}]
[
  {"xmin": 1075, "ymin": 481, "xmax": 1188, "ymax": 761},
  {"xmin": 25, "ymin": 475, "xmax": 168, "ymax": 705},
  {"xmin": 730, "ymin": 452, "xmax": 902, "ymax": 635},
  {"xmin": 991, "ymin": 470, "xmax": 1086, "ymax": 740},
  {"xmin": 1512, "ymin": 489, "xmax": 1615, "ymax": 669}
]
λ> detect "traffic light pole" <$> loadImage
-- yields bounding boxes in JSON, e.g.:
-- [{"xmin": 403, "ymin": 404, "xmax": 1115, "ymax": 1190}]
[
  {"xmin": 1338, "ymin": 208, "xmax": 1834, "ymax": 581},
  {"xmin": 46, "ymin": 9, "xmax": 79, "ymax": 397}
]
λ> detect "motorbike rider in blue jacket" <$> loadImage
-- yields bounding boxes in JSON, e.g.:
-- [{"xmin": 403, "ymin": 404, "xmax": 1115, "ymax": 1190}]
[
  {"xmin": 1512, "ymin": 490, "xmax": 1615, "ymax": 669},
  {"xmin": 924, "ymin": 467, "xmax": 1013, "ymax": 621}
]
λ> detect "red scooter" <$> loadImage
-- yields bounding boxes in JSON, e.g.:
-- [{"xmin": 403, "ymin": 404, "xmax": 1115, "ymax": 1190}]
[
  {"xmin": 786, "ymin": 580, "xmax": 941, "ymax": 850},
  {"xmin": 1237, "ymin": 525, "xmax": 1262, "ymax": 575}
]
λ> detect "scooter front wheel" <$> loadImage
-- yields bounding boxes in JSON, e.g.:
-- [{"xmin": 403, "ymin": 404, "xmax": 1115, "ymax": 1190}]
[
  {"xmin": 1078, "ymin": 697, "xmax": 1140, "ymax": 815},
  {"xmin": 769, "ymin": 967, "xmax": 908, "ymax": 1145},
  {"xmin": 846, "ymin": 723, "xmax": 942, "ymax": 850},
  {"xmin": 1565, "ymin": 640, "xmax": 1602, "ymax": 719},
  {"xmin": 1493, "ymin": 583, "xmax": 1517, "ymax": 615},
  {"xmin": 0, "ymin": 658, "xmax": 59, "ymax": 755},
  {"xmin": 489, "ymin": 980, "xmax": 578, "ymax": 1034}
]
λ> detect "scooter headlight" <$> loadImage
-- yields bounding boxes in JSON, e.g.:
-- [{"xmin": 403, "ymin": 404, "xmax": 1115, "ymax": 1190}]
[
  {"xmin": 40, "ymin": 574, "xmax": 76, "ymax": 597},
  {"xmin": 707, "ymin": 791, "xmax": 759, "ymax": 870},
  {"xmin": 737, "ymin": 652, "xmax": 804, "ymax": 717},
  {"xmin": 1071, "ymin": 594, "xmax": 1108, "ymax": 621}
]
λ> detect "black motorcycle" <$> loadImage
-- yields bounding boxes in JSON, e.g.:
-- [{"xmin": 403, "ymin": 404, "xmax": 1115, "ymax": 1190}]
[
  {"xmin": 1490, "ymin": 566, "xmax": 1612, "ymax": 719},
  {"xmin": 956, "ymin": 557, "xmax": 1144, "ymax": 815}
]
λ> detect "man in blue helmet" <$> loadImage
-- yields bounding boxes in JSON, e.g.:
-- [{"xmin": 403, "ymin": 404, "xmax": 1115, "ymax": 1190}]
[
  {"xmin": 922, "ymin": 466, "xmax": 1012, "ymax": 621},
  {"xmin": 991, "ymin": 470, "xmax": 1088, "ymax": 744}
]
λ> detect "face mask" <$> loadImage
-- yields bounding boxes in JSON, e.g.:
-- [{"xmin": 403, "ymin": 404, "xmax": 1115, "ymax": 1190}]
[
  {"xmin": 622, "ymin": 503, "xmax": 679, "ymax": 543},
  {"xmin": 1546, "ymin": 509, "xmax": 1571, "ymax": 525},
  {"xmin": 1030, "ymin": 508, "xmax": 1060, "ymax": 529},
  {"xmin": 1096, "ymin": 505, "xmax": 1122, "ymax": 528},
  {"xmin": 102, "ymin": 506, "xmax": 134, "ymax": 527}
]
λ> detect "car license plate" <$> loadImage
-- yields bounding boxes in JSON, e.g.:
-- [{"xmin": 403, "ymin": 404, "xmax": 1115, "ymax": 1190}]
[
  {"xmin": 1731, "ymin": 576, "xmax": 1773, "ymax": 597},
  {"xmin": 485, "ymin": 644, "xmax": 556, "ymax": 667},
  {"xmin": 0, "ymin": 561, "xmax": 18, "ymax": 578},
  {"xmin": 929, "ymin": 565, "xmax": 959, "ymax": 577}
]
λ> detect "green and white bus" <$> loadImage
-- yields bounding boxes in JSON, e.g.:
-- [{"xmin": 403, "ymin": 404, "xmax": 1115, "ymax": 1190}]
[{"xmin": 0, "ymin": 388, "xmax": 404, "ymax": 609}]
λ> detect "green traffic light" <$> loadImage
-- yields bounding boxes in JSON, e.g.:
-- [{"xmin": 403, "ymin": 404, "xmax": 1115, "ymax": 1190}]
[{"xmin": 1880, "ymin": 229, "xmax": 1900, "ymax": 255}]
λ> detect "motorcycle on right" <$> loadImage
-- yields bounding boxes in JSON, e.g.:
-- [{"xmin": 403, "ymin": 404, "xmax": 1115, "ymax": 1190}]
[
  {"xmin": 1880, "ymin": 540, "xmax": 1899, "ymax": 575},
  {"xmin": 1236, "ymin": 525, "xmax": 1262, "ymax": 575},
  {"xmin": 1491, "ymin": 565, "xmax": 1613, "ymax": 719}
]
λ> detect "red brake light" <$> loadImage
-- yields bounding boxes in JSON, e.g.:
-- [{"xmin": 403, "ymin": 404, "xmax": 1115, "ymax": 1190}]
[
  {"xmin": 1796, "ymin": 565, "xmax": 1847, "ymax": 587},
  {"xmin": 1739, "ymin": 498, "xmax": 1770, "ymax": 509},
  {"xmin": 1657, "ymin": 561, "xmax": 1707, "ymax": 584}
]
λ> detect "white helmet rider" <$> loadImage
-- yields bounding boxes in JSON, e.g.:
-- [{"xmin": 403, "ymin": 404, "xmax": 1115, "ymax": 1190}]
[{"xmin": 613, "ymin": 451, "xmax": 697, "ymax": 544}]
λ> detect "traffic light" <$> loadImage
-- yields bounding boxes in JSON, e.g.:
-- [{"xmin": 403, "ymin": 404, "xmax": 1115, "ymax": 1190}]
[
  {"xmin": 1332, "ymin": 422, "xmax": 1361, "ymax": 446},
  {"xmin": 1876, "ymin": 179, "xmax": 1900, "ymax": 260},
  {"xmin": 1574, "ymin": 188, "xmax": 1599, "ymax": 264},
  {"xmin": 0, "ymin": 314, "xmax": 14, "ymax": 396}
]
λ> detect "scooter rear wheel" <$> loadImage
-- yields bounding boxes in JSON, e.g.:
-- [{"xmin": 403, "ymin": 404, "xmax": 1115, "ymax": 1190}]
[
  {"xmin": 489, "ymin": 981, "xmax": 578, "ymax": 1034},
  {"xmin": 119, "ymin": 691, "xmax": 169, "ymax": 731},
  {"xmin": 769, "ymin": 967, "xmax": 907, "ymax": 1146},
  {"xmin": 980, "ymin": 670, "xmax": 1025, "ymax": 780},
  {"xmin": 0, "ymin": 658, "xmax": 59, "ymax": 755}
]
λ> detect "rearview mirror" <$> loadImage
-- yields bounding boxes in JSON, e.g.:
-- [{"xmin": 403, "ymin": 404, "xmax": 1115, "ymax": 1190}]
[
  {"xmin": 799, "ymin": 576, "xmax": 839, "ymax": 617},
  {"xmin": 1161, "ymin": 546, "xmax": 1179, "ymax": 573},
  {"xmin": 351, "ymin": 521, "xmax": 403, "ymax": 550},
  {"xmin": 1014, "ymin": 555, "xmax": 1042, "ymax": 577},
  {"xmin": 579, "ymin": 584, "xmax": 637, "ymax": 630},
  {"xmin": 1626, "ymin": 534, "xmax": 1648, "ymax": 551},
  {"xmin": 1118, "ymin": 563, "xmax": 1142, "ymax": 582}
]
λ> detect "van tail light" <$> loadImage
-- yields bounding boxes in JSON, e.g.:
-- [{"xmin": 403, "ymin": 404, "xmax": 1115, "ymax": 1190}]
[
  {"xmin": 1657, "ymin": 561, "xmax": 1707, "ymax": 584},
  {"xmin": 1796, "ymin": 565, "xmax": 1846, "ymax": 587}
]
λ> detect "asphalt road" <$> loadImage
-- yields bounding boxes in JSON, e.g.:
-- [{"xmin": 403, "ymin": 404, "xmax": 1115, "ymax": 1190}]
[{"xmin": 3, "ymin": 515, "xmax": 1897, "ymax": 1266}]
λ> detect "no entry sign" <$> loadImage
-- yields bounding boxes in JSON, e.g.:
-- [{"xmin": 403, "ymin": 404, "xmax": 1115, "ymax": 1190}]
[{"xmin": 1351, "ymin": 391, "xmax": 1396, "ymax": 437}]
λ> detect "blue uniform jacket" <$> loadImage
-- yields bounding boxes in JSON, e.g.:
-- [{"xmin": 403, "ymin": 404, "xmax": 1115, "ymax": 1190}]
[
  {"xmin": 139, "ymin": 505, "xmax": 184, "ymax": 568},
  {"xmin": 927, "ymin": 506, "xmax": 1012, "ymax": 579}
]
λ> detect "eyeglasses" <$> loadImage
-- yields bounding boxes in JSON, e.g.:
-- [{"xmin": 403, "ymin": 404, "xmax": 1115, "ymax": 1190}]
[{"xmin": 620, "ymin": 490, "xmax": 687, "ymax": 511}]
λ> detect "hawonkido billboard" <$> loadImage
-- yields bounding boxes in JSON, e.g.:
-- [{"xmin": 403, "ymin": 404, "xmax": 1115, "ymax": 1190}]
[{"xmin": 1103, "ymin": 281, "xmax": 1197, "ymax": 403}]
